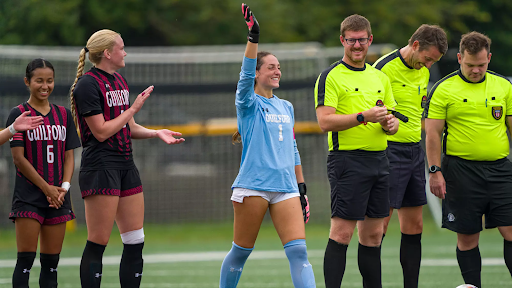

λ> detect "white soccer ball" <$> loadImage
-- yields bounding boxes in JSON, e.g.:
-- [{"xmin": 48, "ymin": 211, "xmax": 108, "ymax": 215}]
[{"xmin": 455, "ymin": 285, "xmax": 478, "ymax": 288}]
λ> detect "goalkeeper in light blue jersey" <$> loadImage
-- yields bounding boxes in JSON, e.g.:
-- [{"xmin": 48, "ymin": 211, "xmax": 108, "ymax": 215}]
[{"xmin": 218, "ymin": 4, "xmax": 316, "ymax": 288}]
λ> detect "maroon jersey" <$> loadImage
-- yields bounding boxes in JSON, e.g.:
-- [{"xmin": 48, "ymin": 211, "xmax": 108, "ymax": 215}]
[
  {"xmin": 7, "ymin": 103, "xmax": 81, "ymax": 208},
  {"xmin": 73, "ymin": 67, "xmax": 135, "ymax": 171}
]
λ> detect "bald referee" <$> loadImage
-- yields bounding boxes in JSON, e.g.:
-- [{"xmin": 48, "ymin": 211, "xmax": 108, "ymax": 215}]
[
  {"xmin": 315, "ymin": 14, "xmax": 398, "ymax": 288},
  {"xmin": 373, "ymin": 24, "xmax": 447, "ymax": 288},
  {"xmin": 425, "ymin": 31, "xmax": 512, "ymax": 287}
]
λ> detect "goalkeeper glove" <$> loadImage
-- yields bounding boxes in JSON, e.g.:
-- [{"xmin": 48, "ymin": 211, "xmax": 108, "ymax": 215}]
[
  {"xmin": 241, "ymin": 3, "xmax": 260, "ymax": 43},
  {"xmin": 298, "ymin": 183, "xmax": 310, "ymax": 223}
]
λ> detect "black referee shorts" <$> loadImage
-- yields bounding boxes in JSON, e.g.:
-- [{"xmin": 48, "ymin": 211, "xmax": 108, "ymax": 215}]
[
  {"xmin": 327, "ymin": 150, "xmax": 390, "ymax": 220},
  {"xmin": 387, "ymin": 141, "xmax": 427, "ymax": 209},
  {"xmin": 442, "ymin": 155, "xmax": 512, "ymax": 234}
]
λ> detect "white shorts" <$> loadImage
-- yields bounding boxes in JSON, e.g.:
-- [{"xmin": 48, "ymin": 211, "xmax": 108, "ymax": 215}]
[{"xmin": 231, "ymin": 188, "xmax": 299, "ymax": 204}]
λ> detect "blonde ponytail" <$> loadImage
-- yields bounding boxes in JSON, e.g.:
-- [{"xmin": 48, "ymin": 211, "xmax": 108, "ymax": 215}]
[
  {"xmin": 70, "ymin": 48, "xmax": 87, "ymax": 136},
  {"xmin": 70, "ymin": 29, "xmax": 120, "ymax": 137}
]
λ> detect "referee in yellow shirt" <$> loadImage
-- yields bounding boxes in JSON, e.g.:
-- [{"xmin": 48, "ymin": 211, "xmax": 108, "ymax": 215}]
[
  {"xmin": 425, "ymin": 31, "xmax": 512, "ymax": 287},
  {"xmin": 373, "ymin": 25, "xmax": 447, "ymax": 288},
  {"xmin": 315, "ymin": 14, "xmax": 398, "ymax": 288}
]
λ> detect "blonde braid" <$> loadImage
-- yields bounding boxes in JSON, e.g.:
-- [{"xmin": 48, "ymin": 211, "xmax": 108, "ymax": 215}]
[{"xmin": 70, "ymin": 48, "xmax": 87, "ymax": 136}]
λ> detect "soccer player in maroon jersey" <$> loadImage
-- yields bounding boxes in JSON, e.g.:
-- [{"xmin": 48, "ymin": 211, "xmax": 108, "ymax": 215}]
[
  {"xmin": 7, "ymin": 58, "xmax": 81, "ymax": 288},
  {"xmin": 69, "ymin": 29, "xmax": 185, "ymax": 288}
]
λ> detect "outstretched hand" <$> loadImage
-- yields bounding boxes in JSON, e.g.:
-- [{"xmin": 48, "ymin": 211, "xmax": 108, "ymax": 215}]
[
  {"xmin": 156, "ymin": 129, "xmax": 185, "ymax": 145},
  {"xmin": 132, "ymin": 86, "xmax": 154, "ymax": 114},
  {"xmin": 241, "ymin": 3, "xmax": 260, "ymax": 43},
  {"xmin": 12, "ymin": 111, "xmax": 43, "ymax": 132}
]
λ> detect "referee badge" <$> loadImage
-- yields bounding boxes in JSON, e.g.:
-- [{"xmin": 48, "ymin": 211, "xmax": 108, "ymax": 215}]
[
  {"xmin": 376, "ymin": 99, "xmax": 384, "ymax": 107},
  {"xmin": 492, "ymin": 106, "xmax": 503, "ymax": 120},
  {"xmin": 421, "ymin": 95, "xmax": 427, "ymax": 108}
]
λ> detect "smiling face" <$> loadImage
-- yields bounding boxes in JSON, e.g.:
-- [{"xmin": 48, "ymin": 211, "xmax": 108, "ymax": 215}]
[
  {"xmin": 340, "ymin": 30, "xmax": 373, "ymax": 67},
  {"xmin": 409, "ymin": 42, "xmax": 443, "ymax": 70},
  {"xmin": 25, "ymin": 67, "xmax": 54, "ymax": 102},
  {"xmin": 255, "ymin": 54, "xmax": 281, "ymax": 90},
  {"xmin": 458, "ymin": 48, "xmax": 491, "ymax": 83},
  {"xmin": 108, "ymin": 35, "xmax": 127, "ymax": 70}
]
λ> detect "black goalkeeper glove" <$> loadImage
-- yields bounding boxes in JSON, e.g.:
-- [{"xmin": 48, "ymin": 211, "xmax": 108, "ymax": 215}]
[
  {"xmin": 241, "ymin": 3, "xmax": 260, "ymax": 43},
  {"xmin": 298, "ymin": 183, "xmax": 310, "ymax": 223}
]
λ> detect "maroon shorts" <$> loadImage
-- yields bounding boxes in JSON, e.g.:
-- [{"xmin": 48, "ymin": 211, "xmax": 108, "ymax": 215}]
[
  {"xmin": 79, "ymin": 168, "xmax": 143, "ymax": 198},
  {"xmin": 9, "ymin": 203, "xmax": 75, "ymax": 225}
]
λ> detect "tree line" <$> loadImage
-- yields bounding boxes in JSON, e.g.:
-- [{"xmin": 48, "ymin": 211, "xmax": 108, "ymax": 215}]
[{"xmin": 1, "ymin": 0, "xmax": 510, "ymax": 75}]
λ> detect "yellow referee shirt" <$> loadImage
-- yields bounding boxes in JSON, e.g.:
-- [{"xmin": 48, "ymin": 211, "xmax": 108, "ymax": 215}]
[
  {"xmin": 373, "ymin": 49, "xmax": 429, "ymax": 143},
  {"xmin": 426, "ymin": 70, "xmax": 512, "ymax": 161},
  {"xmin": 315, "ymin": 60, "xmax": 397, "ymax": 151}
]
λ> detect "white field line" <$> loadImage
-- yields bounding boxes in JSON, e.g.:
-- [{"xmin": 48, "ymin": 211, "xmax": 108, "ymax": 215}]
[{"xmin": 0, "ymin": 249, "xmax": 505, "ymax": 268}]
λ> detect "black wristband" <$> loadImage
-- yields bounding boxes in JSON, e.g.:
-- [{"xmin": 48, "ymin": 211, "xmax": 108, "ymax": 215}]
[
  {"xmin": 248, "ymin": 32, "xmax": 259, "ymax": 43},
  {"xmin": 298, "ymin": 182, "xmax": 306, "ymax": 195}
]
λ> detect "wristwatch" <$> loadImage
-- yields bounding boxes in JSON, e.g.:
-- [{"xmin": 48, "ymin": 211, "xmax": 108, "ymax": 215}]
[
  {"xmin": 356, "ymin": 112, "xmax": 365, "ymax": 124},
  {"xmin": 428, "ymin": 165, "xmax": 442, "ymax": 173}
]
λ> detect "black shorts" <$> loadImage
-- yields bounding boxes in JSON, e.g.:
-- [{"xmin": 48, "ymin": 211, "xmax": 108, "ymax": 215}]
[
  {"xmin": 442, "ymin": 155, "xmax": 512, "ymax": 234},
  {"xmin": 9, "ymin": 202, "xmax": 75, "ymax": 225},
  {"xmin": 79, "ymin": 168, "xmax": 143, "ymax": 198},
  {"xmin": 387, "ymin": 142, "xmax": 427, "ymax": 209},
  {"xmin": 328, "ymin": 150, "xmax": 390, "ymax": 220}
]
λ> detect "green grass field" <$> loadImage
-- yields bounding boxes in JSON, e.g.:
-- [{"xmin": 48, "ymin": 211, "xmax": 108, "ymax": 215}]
[{"xmin": 0, "ymin": 214, "xmax": 509, "ymax": 287}]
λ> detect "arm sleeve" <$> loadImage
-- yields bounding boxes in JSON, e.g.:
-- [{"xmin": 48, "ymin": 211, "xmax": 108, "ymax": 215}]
[
  {"xmin": 505, "ymin": 81, "xmax": 512, "ymax": 116},
  {"xmin": 73, "ymin": 76, "xmax": 103, "ymax": 117},
  {"xmin": 383, "ymin": 76, "xmax": 398, "ymax": 109},
  {"xmin": 293, "ymin": 137, "xmax": 301, "ymax": 166},
  {"xmin": 315, "ymin": 71, "xmax": 339, "ymax": 109},
  {"xmin": 235, "ymin": 57, "xmax": 257, "ymax": 110},
  {"xmin": 425, "ymin": 84, "xmax": 447, "ymax": 119},
  {"xmin": 6, "ymin": 107, "xmax": 24, "ymax": 148},
  {"xmin": 65, "ymin": 109, "xmax": 82, "ymax": 150}
]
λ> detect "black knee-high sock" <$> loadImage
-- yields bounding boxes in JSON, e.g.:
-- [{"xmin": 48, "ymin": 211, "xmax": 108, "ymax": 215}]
[
  {"xmin": 39, "ymin": 253, "xmax": 60, "ymax": 288},
  {"xmin": 119, "ymin": 243, "xmax": 144, "ymax": 288},
  {"xmin": 456, "ymin": 246, "xmax": 481, "ymax": 288},
  {"xmin": 12, "ymin": 252, "xmax": 36, "ymax": 288},
  {"xmin": 80, "ymin": 240, "xmax": 106, "ymax": 288},
  {"xmin": 400, "ymin": 233, "xmax": 421, "ymax": 288},
  {"xmin": 363, "ymin": 234, "xmax": 385, "ymax": 288},
  {"xmin": 504, "ymin": 239, "xmax": 512, "ymax": 276},
  {"xmin": 324, "ymin": 238, "xmax": 348, "ymax": 288},
  {"xmin": 358, "ymin": 243, "xmax": 382, "ymax": 288}
]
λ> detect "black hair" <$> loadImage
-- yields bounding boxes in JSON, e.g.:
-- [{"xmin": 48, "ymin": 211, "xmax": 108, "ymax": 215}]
[{"xmin": 25, "ymin": 58, "xmax": 55, "ymax": 82}]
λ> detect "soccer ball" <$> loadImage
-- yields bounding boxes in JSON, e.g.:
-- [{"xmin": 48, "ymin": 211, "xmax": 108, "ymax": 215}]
[{"xmin": 455, "ymin": 285, "xmax": 478, "ymax": 288}]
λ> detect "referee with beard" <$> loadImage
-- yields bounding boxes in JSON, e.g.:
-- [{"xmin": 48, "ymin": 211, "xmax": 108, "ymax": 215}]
[{"xmin": 315, "ymin": 14, "xmax": 398, "ymax": 288}]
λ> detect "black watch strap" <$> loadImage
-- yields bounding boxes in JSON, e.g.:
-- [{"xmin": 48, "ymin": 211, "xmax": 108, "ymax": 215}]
[{"xmin": 429, "ymin": 165, "xmax": 441, "ymax": 173}]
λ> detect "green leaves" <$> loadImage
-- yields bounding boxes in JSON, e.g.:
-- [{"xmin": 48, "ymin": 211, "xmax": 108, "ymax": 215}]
[{"xmin": 0, "ymin": 0, "xmax": 509, "ymax": 73}]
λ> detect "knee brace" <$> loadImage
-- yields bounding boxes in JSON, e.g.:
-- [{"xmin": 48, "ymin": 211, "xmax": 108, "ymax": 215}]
[{"xmin": 121, "ymin": 228, "xmax": 145, "ymax": 244}]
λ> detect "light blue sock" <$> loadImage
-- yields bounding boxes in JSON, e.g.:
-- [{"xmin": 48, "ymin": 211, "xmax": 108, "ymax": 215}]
[
  {"xmin": 284, "ymin": 239, "xmax": 316, "ymax": 288},
  {"xmin": 219, "ymin": 242, "xmax": 253, "ymax": 288}
]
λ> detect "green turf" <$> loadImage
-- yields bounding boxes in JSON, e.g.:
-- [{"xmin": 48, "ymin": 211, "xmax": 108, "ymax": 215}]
[{"xmin": 0, "ymin": 214, "xmax": 509, "ymax": 287}]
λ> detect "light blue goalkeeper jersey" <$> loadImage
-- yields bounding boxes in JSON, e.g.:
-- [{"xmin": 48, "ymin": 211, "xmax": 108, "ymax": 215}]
[{"xmin": 231, "ymin": 56, "xmax": 301, "ymax": 193}]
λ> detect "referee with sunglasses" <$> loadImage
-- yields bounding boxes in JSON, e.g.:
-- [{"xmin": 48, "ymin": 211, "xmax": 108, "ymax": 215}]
[{"xmin": 315, "ymin": 14, "xmax": 398, "ymax": 288}]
